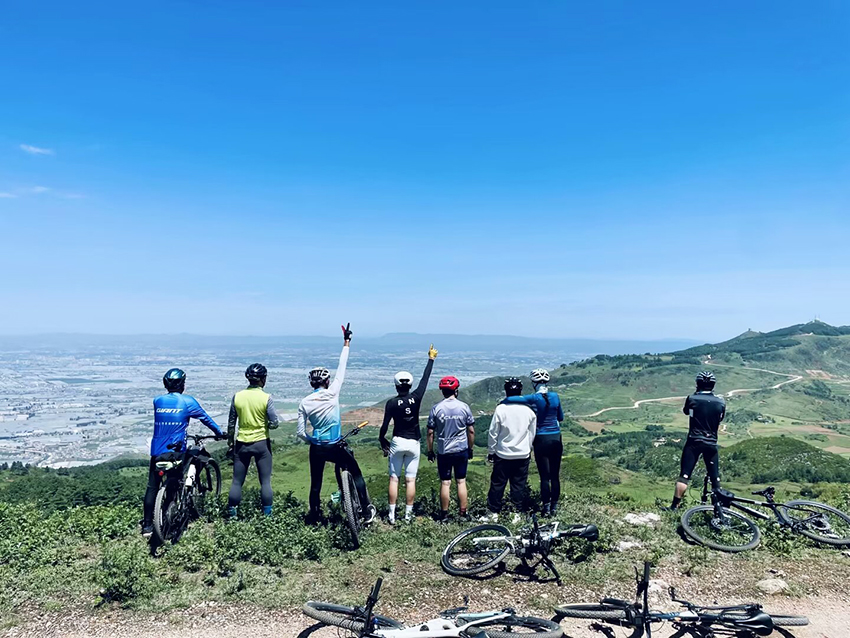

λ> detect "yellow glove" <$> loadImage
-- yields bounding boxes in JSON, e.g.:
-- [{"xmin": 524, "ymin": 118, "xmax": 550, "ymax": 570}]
[{"xmin": 428, "ymin": 343, "xmax": 438, "ymax": 360}]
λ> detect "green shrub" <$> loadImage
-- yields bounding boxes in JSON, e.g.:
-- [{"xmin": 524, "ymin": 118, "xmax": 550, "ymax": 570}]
[{"xmin": 98, "ymin": 540, "xmax": 159, "ymax": 604}]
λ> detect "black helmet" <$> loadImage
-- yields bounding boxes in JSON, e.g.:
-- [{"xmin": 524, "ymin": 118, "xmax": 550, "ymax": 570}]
[
  {"xmin": 246, "ymin": 363, "xmax": 267, "ymax": 384},
  {"xmin": 309, "ymin": 367, "xmax": 331, "ymax": 387},
  {"xmin": 696, "ymin": 370, "xmax": 716, "ymax": 390},
  {"xmin": 504, "ymin": 377, "xmax": 523, "ymax": 396},
  {"xmin": 163, "ymin": 368, "xmax": 186, "ymax": 392}
]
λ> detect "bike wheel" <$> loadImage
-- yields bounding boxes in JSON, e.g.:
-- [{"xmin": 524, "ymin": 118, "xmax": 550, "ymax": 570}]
[
  {"xmin": 441, "ymin": 524, "xmax": 513, "ymax": 576},
  {"xmin": 192, "ymin": 460, "xmax": 221, "ymax": 518},
  {"xmin": 152, "ymin": 484, "xmax": 170, "ymax": 545},
  {"xmin": 779, "ymin": 500, "xmax": 850, "ymax": 546},
  {"xmin": 302, "ymin": 601, "xmax": 404, "ymax": 633},
  {"xmin": 681, "ymin": 505, "xmax": 761, "ymax": 552},
  {"xmin": 465, "ymin": 615, "xmax": 564, "ymax": 637},
  {"xmin": 340, "ymin": 470, "xmax": 362, "ymax": 549},
  {"xmin": 553, "ymin": 604, "xmax": 628, "ymax": 621},
  {"xmin": 770, "ymin": 614, "xmax": 810, "ymax": 626}
]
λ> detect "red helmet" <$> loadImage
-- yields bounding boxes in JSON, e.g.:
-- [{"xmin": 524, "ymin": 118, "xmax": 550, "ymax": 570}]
[{"xmin": 439, "ymin": 376, "xmax": 460, "ymax": 391}]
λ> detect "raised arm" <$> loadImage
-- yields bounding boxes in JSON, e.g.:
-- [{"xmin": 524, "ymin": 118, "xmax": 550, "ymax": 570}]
[
  {"xmin": 266, "ymin": 396, "xmax": 280, "ymax": 430},
  {"xmin": 413, "ymin": 357, "xmax": 435, "ymax": 400},
  {"xmin": 328, "ymin": 344, "xmax": 350, "ymax": 397},
  {"xmin": 413, "ymin": 345, "xmax": 437, "ymax": 400},
  {"xmin": 187, "ymin": 398, "xmax": 223, "ymax": 437}
]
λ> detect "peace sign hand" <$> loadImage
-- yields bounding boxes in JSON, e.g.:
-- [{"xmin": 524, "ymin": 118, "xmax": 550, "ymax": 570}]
[{"xmin": 341, "ymin": 323, "xmax": 353, "ymax": 342}]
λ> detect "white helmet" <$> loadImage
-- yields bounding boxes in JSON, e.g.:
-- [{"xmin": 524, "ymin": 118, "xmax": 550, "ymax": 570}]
[
  {"xmin": 309, "ymin": 367, "xmax": 331, "ymax": 385},
  {"xmin": 530, "ymin": 368, "xmax": 550, "ymax": 384},
  {"xmin": 394, "ymin": 371, "xmax": 413, "ymax": 388}
]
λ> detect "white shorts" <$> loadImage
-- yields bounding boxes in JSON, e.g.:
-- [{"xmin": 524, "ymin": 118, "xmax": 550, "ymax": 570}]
[{"xmin": 388, "ymin": 437, "xmax": 421, "ymax": 478}]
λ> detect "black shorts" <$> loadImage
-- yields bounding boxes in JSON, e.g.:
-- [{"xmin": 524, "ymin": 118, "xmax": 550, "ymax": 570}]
[
  {"xmin": 437, "ymin": 452, "xmax": 468, "ymax": 481},
  {"xmin": 679, "ymin": 439, "xmax": 720, "ymax": 484}
]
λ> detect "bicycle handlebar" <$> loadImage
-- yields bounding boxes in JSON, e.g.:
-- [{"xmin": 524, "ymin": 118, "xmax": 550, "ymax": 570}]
[{"xmin": 340, "ymin": 421, "xmax": 370, "ymax": 442}]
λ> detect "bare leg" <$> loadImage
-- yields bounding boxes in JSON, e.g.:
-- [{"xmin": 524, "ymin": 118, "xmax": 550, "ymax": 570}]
[
  {"xmin": 457, "ymin": 478, "xmax": 468, "ymax": 512},
  {"xmin": 405, "ymin": 477, "xmax": 416, "ymax": 506},
  {"xmin": 440, "ymin": 480, "xmax": 451, "ymax": 511},
  {"xmin": 388, "ymin": 476, "xmax": 399, "ymax": 505},
  {"xmin": 671, "ymin": 481, "xmax": 688, "ymax": 509}
]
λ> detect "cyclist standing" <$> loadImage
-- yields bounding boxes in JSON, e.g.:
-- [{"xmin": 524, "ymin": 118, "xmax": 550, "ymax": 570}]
[
  {"xmin": 142, "ymin": 368, "xmax": 224, "ymax": 537},
  {"xmin": 378, "ymin": 344, "xmax": 437, "ymax": 524},
  {"xmin": 501, "ymin": 369, "xmax": 564, "ymax": 516},
  {"xmin": 297, "ymin": 324, "xmax": 376, "ymax": 524},
  {"xmin": 226, "ymin": 363, "xmax": 280, "ymax": 518},
  {"xmin": 426, "ymin": 375, "xmax": 476, "ymax": 522},
  {"xmin": 670, "ymin": 371, "xmax": 726, "ymax": 510},
  {"xmin": 483, "ymin": 377, "xmax": 537, "ymax": 521}
]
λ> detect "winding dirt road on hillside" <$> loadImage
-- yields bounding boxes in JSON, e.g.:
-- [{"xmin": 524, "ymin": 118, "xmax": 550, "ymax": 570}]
[{"xmin": 581, "ymin": 363, "xmax": 803, "ymax": 419}]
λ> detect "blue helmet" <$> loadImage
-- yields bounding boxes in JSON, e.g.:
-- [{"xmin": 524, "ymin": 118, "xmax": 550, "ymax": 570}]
[{"xmin": 163, "ymin": 368, "xmax": 186, "ymax": 392}]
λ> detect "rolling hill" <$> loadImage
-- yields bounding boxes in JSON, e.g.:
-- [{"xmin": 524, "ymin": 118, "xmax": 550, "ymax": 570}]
[{"xmin": 413, "ymin": 321, "xmax": 850, "ymax": 456}]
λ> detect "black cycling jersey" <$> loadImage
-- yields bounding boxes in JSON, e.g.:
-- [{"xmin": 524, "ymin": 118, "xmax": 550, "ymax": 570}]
[
  {"xmin": 379, "ymin": 358, "xmax": 434, "ymax": 442},
  {"xmin": 683, "ymin": 391, "xmax": 726, "ymax": 444}
]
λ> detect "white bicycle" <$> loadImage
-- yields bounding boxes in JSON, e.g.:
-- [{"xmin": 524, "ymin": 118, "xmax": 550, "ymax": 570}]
[{"xmin": 302, "ymin": 578, "xmax": 563, "ymax": 638}]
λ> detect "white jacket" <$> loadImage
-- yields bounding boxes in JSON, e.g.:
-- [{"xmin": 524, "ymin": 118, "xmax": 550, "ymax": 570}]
[{"xmin": 488, "ymin": 403, "xmax": 536, "ymax": 459}]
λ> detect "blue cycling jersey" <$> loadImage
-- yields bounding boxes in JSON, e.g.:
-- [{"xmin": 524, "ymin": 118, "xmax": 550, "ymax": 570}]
[
  {"xmin": 503, "ymin": 389, "xmax": 564, "ymax": 436},
  {"xmin": 151, "ymin": 392, "xmax": 223, "ymax": 456}
]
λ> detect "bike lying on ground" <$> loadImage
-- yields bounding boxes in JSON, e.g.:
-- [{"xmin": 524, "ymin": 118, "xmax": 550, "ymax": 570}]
[
  {"xmin": 152, "ymin": 434, "xmax": 222, "ymax": 546},
  {"xmin": 303, "ymin": 577, "xmax": 564, "ymax": 637},
  {"xmin": 680, "ymin": 476, "xmax": 850, "ymax": 552},
  {"xmin": 336, "ymin": 420, "xmax": 372, "ymax": 549},
  {"xmin": 554, "ymin": 562, "xmax": 808, "ymax": 637},
  {"xmin": 441, "ymin": 514, "xmax": 598, "ymax": 584}
]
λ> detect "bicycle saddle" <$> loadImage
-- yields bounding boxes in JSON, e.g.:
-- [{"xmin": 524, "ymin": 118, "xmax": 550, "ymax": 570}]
[{"xmin": 752, "ymin": 487, "xmax": 775, "ymax": 497}]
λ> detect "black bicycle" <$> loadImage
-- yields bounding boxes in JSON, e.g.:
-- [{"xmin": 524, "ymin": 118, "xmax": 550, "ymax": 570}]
[
  {"xmin": 680, "ymin": 476, "xmax": 850, "ymax": 552},
  {"xmin": 554, "ymin": 562, "xmax": 808, "ymax": 637},
  {"xmin": 335, "ymin": 420, "xmax": 372, "ymax": 549},
  {"xmin": 441, "ymin": 514, "xmax": 598, "ymax": 584},
  {"xmin": 152, "ymin": 434, "xmax": 222, "ymax": 546}
]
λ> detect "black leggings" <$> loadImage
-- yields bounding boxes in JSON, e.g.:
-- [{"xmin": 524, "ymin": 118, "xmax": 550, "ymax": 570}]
[
  {"xmin": 533, "ymin": 434, "xmax": 563, "ymax": 507},
  {"xmin": 228, "ymin": 439, "xmax": 273, "ymax": 508},
  {"xmin": 143, "ymin": 457, "xmax": 160, "ymax": 526},
  {"xmin": 678, "ymin": 439, "xmax": 720, "ymax": 489},
  {"xmin": 309, "ymin": 443, "xmax": 370, "ymax": 513}
]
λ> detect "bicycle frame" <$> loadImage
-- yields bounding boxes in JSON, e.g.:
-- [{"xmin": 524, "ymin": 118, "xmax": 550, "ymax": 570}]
[
  {"xmin": 346, "ymin": 579, "xmax": 519, "ymax": 638},
  {"xmin": 700, "ymin": 476, "xmax": 813, "ymax": 527},
  {"xmin": 366, "ymin": 611, "xmax": 516, "ymax": 637}
]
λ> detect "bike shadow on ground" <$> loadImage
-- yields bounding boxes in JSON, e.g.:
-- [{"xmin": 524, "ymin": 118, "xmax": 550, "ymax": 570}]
[{"xmin": 448, "ymin": 561, "xmax": 562, "ymax": 586}]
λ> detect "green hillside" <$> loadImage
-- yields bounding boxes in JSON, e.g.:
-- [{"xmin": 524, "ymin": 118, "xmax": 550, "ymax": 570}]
[{"xmin": 427, "ymin": 321, "xmax": 850, "ymax": 456}]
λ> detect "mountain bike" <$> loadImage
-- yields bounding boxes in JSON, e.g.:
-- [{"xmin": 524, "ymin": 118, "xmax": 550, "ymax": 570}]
[
  {"xmin": 303, "ymin": 577, "xmax": 564, "ymax": 637},
  {"xmin": 680, "ymin": 476, "xmax": 850, "ymax": 552},
  {"xmin": 554, "ymin": 562, "xmax": 808, "ymax": 637},
  {"xmin": 335, "ymin": 420, "xmax": 372, "ymax": 549},
  {"xmin": 152, "ymin": 434, "xmax": 222, "ymax": 546},
  {"xmin": 441, "ymin": 514, "xmax": 598, "ymax": 584}
]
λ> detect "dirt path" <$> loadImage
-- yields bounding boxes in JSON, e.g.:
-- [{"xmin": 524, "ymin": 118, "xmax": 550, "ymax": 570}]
[
  {"xmin": 5, "ymin": 596, "xmax": 848, "ymax": 638},
  {"xmin": 581, "ymin": 363, "xmax": 803, "ymax": 419}
]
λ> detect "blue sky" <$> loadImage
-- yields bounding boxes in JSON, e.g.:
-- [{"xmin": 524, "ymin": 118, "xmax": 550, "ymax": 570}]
[{"xmin": 1, "ymin": 2, "xmax": 848, "ymax": 340}]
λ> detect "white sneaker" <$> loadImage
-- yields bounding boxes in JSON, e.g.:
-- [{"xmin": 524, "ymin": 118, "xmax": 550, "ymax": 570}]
[
  {"xmin": 478, "ymin": 513, "xmax": 499, "ymax": 523},
  {"xmin": 388, "ymin": 514, "xmax": 396, "ymax": 525},
  {"xmin": 511, "ymin": 513, "xmax": 522, "ymax": 525}
]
